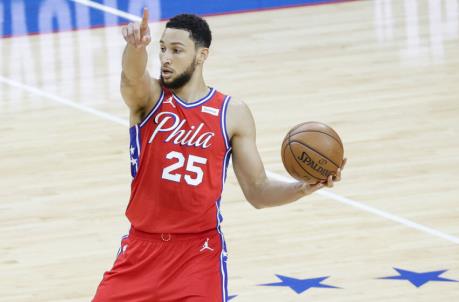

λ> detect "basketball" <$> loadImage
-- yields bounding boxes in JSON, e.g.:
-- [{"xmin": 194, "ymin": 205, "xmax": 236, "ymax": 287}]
[{"xmin": 281, "ymin": 122, "xmax": 344, "ymax": 184}]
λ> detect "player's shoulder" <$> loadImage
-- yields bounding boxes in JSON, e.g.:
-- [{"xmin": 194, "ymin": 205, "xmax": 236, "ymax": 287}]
[
  {"xmin": 213, "ymin": 90, "xmax": 252, "ymax": 118},
  {"xmin": 226, "ymin": 97, "xmax": 251, "ymax": 114},
  {"xmin": 225, "ymin": 97, "xmax": 255, "ymax": 138}
]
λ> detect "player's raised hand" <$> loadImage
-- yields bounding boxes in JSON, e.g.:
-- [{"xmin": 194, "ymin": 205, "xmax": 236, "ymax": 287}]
[{"xmin": 121, "ymin": 7, "xmax": 151, "ymax": 48}]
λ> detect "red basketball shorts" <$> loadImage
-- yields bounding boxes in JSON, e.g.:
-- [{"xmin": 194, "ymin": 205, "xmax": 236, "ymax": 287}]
[{"xmin": 92, "ymin": 227, "xmax": 229, "ymax": 302}]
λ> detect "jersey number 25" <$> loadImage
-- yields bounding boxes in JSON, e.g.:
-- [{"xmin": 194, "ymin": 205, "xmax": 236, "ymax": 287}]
[{"xmin": 162, "ymin": 151, "xmax": 207, "ymax": 186}]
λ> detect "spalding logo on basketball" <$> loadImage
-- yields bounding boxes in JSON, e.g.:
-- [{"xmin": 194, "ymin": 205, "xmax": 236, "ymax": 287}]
[{"xmin": 281, "ymin": 121, "xmax": 344, "ymax": 184}]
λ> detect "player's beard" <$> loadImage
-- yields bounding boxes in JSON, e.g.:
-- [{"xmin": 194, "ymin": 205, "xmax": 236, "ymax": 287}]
[{"xmin": 160, "ymin": 58, "xmax": 197, "ymax": 89}]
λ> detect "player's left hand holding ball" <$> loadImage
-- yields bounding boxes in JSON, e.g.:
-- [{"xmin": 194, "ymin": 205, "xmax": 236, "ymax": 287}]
[{"xmin": 301, "ymin": 158, "xmax": 347, "ymax": 194}]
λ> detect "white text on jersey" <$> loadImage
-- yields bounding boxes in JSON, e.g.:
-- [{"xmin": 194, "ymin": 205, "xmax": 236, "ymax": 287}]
[{"xmin": 148, "ymin": 112, "xmax": 215, "ymax": 148}]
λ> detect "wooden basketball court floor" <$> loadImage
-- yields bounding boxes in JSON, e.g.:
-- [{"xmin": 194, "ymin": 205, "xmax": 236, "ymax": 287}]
[{"xmin": 1, "ymin": 0, "xmax": 459, "ymax": 301}]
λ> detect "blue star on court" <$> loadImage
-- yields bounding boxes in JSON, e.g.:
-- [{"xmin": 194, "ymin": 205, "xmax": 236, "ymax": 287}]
[
  {"xmin": 259, "ymin": 274, "xmax": 340, "ymax": 294},
  {"xmin": 379, "ymin": 268, "xmax": 458, "ymax": 287},
  {"xmin": 228, "ymin": 294, "xmax": 237, "ymax": 300}
]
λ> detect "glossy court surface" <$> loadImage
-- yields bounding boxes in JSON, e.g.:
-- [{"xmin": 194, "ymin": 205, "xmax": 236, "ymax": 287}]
[{"xmin": 1, "ymin": 0, "xmax": 458, "ymax": 301}]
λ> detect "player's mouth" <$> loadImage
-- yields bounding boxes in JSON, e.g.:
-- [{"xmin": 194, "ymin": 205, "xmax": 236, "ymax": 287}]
[{"xmin": 161, "ymin": 68, "xmax": 174, "ymax": 79}]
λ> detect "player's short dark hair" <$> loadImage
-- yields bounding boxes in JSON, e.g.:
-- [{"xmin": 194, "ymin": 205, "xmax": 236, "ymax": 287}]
[{"xmin": 166, "ymin": 14, "xmax": 212, "ymax": 48}]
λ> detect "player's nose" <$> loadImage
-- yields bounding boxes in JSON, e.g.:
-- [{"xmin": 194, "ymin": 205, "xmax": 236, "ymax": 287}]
[{"xmin": 160, "ymin": 52, "xmax": 172, "ymax": 65}]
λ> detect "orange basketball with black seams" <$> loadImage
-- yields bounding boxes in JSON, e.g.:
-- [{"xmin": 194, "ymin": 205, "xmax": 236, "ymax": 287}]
[{"xmin": 281, "ymin": 122, "xmax": 344, "ymax": 184}]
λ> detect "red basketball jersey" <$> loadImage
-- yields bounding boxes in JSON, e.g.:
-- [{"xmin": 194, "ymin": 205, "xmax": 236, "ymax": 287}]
[{"xmin": 126, "ymin": 87, "xmax": 232, "ymax": 234}]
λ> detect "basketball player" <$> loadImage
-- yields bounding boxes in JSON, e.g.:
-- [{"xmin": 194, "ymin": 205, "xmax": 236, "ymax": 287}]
[{"xmin": 92, "ymin": 9, "xmax": 345, "ymax": 302}]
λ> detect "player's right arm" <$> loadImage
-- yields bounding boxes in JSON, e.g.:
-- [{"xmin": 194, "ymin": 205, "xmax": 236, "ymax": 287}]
[{"xmin": 121, "ymin": 8, "xmax": 162, "ymax": 126}]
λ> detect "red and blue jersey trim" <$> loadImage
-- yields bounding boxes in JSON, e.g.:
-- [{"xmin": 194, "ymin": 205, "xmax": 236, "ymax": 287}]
[{"xmin": 129, "ymin": 90, "xmax": 165, "ymax": 178}]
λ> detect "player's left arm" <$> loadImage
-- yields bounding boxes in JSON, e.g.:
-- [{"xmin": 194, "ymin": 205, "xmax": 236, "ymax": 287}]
[{"xmin": 227, "ymin": 99, "xmax": 344, "ymax": 209}]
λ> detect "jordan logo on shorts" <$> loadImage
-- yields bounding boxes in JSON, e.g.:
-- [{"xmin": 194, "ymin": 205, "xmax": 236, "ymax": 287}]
[{"xmin": 200, "ymin": 238, "xmax": 214, "ymax": 252}]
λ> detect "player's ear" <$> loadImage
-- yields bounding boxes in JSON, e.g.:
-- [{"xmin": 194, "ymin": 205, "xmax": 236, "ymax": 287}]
[{"xmin": 196, "ymin": 48, "xmax": 209, "ymax": 65}]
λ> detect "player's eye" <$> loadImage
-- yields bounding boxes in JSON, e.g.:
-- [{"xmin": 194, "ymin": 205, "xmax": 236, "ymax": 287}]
[
  {"xmin": 160, "ymin": 46, "xmax": 166, "ymax": 52},
  {"xmin": 173, "ymin": 48, "xmax": 182, "ymax": 54}
]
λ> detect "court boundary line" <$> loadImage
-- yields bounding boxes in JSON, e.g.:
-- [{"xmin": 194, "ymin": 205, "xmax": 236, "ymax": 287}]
[
  {"xmin": 69, "ymin": 0, "xmax": 359, "ymax": 23},
  {"xmin": 0, "ymin": 76, "xmax": 128, "ymax": 126},
  {"xmin": 266, "ymin": 171, "xmax": 459, "ymax": 244},
  {"xmin": 1, "ymin": 75, "xmax": 458, "ymax": 245},
  {"xmin": 70, "ymin": 0, "xmax": 142, "ymax": 22}
]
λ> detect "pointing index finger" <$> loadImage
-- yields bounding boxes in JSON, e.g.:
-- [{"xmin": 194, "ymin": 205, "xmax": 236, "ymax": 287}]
[{"xmin": 141, "ymin": 7, "xmax": 149, "ymax": 29}]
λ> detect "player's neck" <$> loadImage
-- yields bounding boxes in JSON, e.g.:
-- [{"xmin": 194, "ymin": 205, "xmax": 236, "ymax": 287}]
[{"xmin": 172, "ymin": 74, "xmax": 209, "ymax": 104}]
